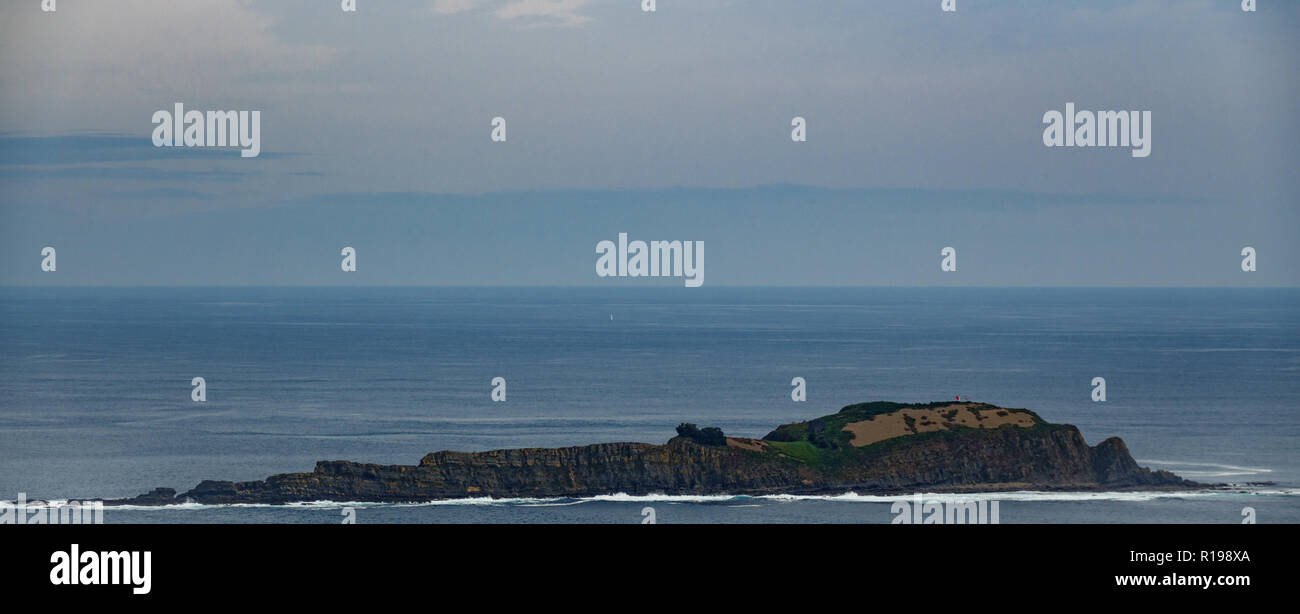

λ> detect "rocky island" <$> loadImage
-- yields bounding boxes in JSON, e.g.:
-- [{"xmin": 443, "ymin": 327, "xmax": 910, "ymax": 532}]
[{"xmin": 104, "ymin": 401, "xmax": 1195, "ymax": 505}]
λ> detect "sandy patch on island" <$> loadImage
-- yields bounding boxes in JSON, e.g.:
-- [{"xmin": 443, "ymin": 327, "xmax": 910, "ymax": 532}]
[
  {"xmin": 842, "ymin": 403, "xmax": 1036, "ymax": 447},
  {"xmin": 726, "ymin": 437, "xmax": 769, "ymax": 452}
]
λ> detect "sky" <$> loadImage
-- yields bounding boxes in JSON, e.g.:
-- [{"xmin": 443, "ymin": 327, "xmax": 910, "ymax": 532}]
[{"xmin": 0, "ymin": 0, "xmax": 1296, "ymax": 286}]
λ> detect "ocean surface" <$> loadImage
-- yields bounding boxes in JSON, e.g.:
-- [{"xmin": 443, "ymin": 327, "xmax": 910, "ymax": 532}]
[{"xmin": 1, "ymin": 286, "xmax": 1296, "ymax": 524}]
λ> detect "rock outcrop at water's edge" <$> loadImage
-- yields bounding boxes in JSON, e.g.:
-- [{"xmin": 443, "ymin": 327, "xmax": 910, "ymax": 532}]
[{"xmin": 101, "ymin": 402, "xmax": 1197, "ymax": 505}]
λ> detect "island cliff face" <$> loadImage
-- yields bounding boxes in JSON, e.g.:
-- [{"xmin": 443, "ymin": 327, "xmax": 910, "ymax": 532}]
[{"xmin": 107, "ymin": 402, "xmax": 1194, "ymax": 505}]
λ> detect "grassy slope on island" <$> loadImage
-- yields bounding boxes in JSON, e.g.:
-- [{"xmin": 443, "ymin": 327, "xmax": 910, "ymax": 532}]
[{"xmin": 759, "ymin": 401, "xmax": 1071, "ymax": 470}]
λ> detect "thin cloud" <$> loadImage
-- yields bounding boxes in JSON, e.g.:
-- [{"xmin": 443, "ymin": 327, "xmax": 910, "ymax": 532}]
[
  {"xmin": 0, "ymin": 0, "xmax": 335, "ymax": 102},
  {"xmin": 432, "ymin": 0, "xmax": 485, "ymax": 14},
  {"xmin": 434, "ymin": 0, "xmax": 597, "ymax": 26}
]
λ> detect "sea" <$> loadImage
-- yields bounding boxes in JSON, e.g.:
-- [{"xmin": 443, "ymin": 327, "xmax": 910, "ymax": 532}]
[{"xmin": 1, "ymin": 286, "xmax": 1296, "ymax": 524}]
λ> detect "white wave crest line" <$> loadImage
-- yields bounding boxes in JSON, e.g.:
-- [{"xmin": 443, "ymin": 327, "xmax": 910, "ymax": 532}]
[
  {"xmin": 1136, "ymin": 460, "xmax": 1273, "ymax": 474},
  {"xmin": 58, "ymin": 487, "xmax": 1300, "ymax": 510},
  {"xmin": 1169, "ymin": 471, "xmax": 1269, "ymax": 479}
]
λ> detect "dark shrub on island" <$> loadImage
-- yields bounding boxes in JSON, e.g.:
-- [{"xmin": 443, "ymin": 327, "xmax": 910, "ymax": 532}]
[{"xmin": 674, "ymin": 423, "xmax": 726, "ymax": 446}]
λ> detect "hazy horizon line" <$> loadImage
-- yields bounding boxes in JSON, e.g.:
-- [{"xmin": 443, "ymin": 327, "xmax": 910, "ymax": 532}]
[{"xmin": 3, "ymin": 285, "xmax": 1295, "ymax": 290}]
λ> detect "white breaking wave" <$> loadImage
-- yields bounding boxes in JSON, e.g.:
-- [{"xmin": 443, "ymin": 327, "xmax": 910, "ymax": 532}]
[
  {"xmin": 1136, "ymin": 459, "xmax": 1274, "ymax": 479},
  {"xmin": 65, "ymin": 486, "xmax": 1300, "ymax": 510},
  {"xmin": 754, "ymin": 489, "xmax": 1299, "ymax": 503}
]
